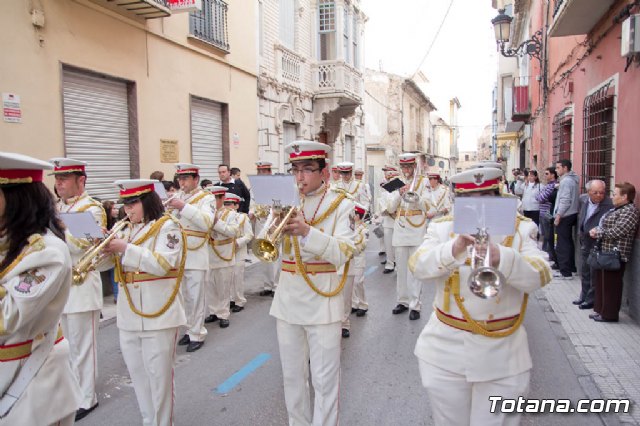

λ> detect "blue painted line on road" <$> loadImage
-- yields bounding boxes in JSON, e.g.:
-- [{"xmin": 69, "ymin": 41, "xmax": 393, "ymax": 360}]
[
  {"xmin": 365, "ymin": 266, "xmax": 378, "ymax": 277},
  {"xmin": 215, "ymin": 353, "xmax": 271, "ymax": 394}
]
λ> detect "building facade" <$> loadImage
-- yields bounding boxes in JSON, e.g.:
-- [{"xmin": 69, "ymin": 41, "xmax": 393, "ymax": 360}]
[{"xmin": 257, "ymin": 0, "xmax": 367, "ymax": 172}]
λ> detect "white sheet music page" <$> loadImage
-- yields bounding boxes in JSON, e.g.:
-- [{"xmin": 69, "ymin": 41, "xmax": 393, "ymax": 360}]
[
  {"xmin": 247, "ymin": 175, "xmax": 300, "ymax": 206},
  {"xmin": 453, "ymin": 197, "xmax": 518, "ymax": 235},
  {"xmin": 59, "ymin": 212, "xmax": 105, "ymax": 240}
]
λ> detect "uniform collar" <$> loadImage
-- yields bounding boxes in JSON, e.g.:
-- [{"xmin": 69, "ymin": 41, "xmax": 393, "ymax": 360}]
[{"xmin": 63, "ymin": 192, "xmax": 87, "ymax": 205}]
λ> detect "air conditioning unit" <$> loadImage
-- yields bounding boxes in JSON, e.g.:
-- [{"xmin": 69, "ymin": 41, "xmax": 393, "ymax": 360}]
[{"xmin": 621, "ymin": 14, "xmax": 640, "ymax": 57}]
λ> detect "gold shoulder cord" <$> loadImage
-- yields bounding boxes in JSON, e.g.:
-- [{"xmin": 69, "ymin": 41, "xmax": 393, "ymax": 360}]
[
  {"xmin": 347, "ymin": 181, "xmax": 361, "ymax": 195},
  {"xmin": 446, "ymin": 216, "xmax": 528, "ymax": 338},
  {"xmin": 0, "ymin": 234, "xmax": 46, "ymax": 281},
  {"xmin": 184, "ymin": 192, "xmax": 211, "ymax": 251},
  {"xmin": 401, "ymin": 176, "xmax": 427, "ymax": 228},
  {"xmin": 209, "ymin": 210, "xmax": 236, "ymax": 261},
  {"xmin": 117, "ymin": 215, "xmax": 186, "ymax": 318}
]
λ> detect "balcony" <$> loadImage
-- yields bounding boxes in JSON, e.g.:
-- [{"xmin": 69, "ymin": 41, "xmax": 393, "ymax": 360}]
[
  {"xmin": 312, "ymin": 60, "xmax": 363, "ymax": 103},
  {"xmin": 549, "ymin": 0, "xmax": 617, "ymax": 37},
  {"xmin": 512, "ymin": 84, "xmax": 531, "ymax": 122},
  {"xmin": 189, "ymin": 0, "xmax": 229, "ymax": 52},
  {"xmin": 88, "ymin": 0, "xmax": 171, "ymax": 19},
  {"xmin": 275, "ymin": 45, "xmax": 305, "ymax": 89}
]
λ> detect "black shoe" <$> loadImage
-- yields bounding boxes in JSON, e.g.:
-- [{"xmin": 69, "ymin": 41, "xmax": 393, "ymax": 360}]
[
  {"xmin": 572, "ymin": 299, "xmax": 584, "ymax": 305},
  {"xmin": 231, "ymin": 305, "xmax": 244, "ymax": 313},
  {"xmin": 383, "ymin": 268, "xmax": 394, "ymax": 274},
  {"xmin": 593, "ymin": 315, "xmax": 618, "ymax": 323},
  {"xmin": 579, "ymin": 302, "xmax": 594, "ymax": 310},
  {"xmin": 409, "ymin": 310, "xmax": 421, "ymax": 320},
  {"xmin": 75, "ymin": 403, "xmax": 99, "ymax": 421},
  {"xmin": 342, "ymin": 328, "xmax": 350, "ymax": 338},
  {"xmin": 178, "ymin": 334, "xmax": 190, "ymax": 346},
  {"xmin": 551, "ymin": 263, "xmax": 560, "ymax": 270},
  {"xmin": 392, "ymin": 304, "xmax": 408, "ymax": 314},
  {"xmin": 589, "ymin": 313, "xmax": 600, "ymax": 319},
  {"xmin": 378, "ymin": 251, "xmax": 386, "ymax": 256},
  {"xmin": 351, "ymin": 307, "xmax": 358, "ymax": 314},
  {"xmin": 381, "ymin": 260, "xmax": 387, "ymax": 264},
  {"xmin": 186, "ymin": 341, "xmax": 204, "ymax": 352},
  {"xmin": 204, "ymin": 314, "xmax": 218, "ymax": 323},
  {"xmin": 356, "ymin": 309, "xmax": 367, "ymax": 317},
  {"xmin": 230, "ymin": 301, "xmax": 236, "ymax": 308},
  {"xmin": 219, "ymin": 319, "xmax": 230, "ymax": 328},
  {"xmin": 259, "ymin": 289, "xmax": 274, "ymax": 297}
]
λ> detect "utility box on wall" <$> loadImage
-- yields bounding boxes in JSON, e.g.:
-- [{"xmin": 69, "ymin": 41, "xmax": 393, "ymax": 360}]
[{"xmin": 621, "ymin": 14, "xmax": 640, "ymax": 57}]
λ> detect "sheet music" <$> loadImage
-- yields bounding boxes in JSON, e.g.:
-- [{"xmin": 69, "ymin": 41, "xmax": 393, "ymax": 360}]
[
  {"xmin": 59, "ymin": 212, "xmax": 105, "ymax": 240},
  {"xmin": 247, "ymin": 174, "xmax": 300, "ymax": 206},
  {"xmin": 153, "ymin": 182, "xmax": 168, "ymax": 200},
  {"xmin": 453, "ymin": 197, "xmax": 518, "ymax": 235}
]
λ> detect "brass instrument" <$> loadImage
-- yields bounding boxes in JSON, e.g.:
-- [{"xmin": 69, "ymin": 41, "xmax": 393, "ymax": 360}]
[
  {"xmin": 253, "ymin": 204, "xmax": 270, "ymax": 220},
  {"xmin": 251, "ymin": 200, "xmax": 297, "ymax": 262},
  {"xmin": 402, "ymin": 162, "xmax": 422, "ymax": 203},
  {"xmin": 467, "ymin": 228, "xmax": 505, "ymax": 299},
  {"xmin": 72, "ymin": 218, "xmax": 132, "ymax": 285},
  {"xmin": 163, "ymin": 191, "xmax": 183, "ymax": 207}
]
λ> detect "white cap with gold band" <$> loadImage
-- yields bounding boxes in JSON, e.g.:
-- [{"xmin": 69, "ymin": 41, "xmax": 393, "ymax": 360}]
[{"xmin": 0, "ymin": 152, "xmax": 52, "ymax": 185}]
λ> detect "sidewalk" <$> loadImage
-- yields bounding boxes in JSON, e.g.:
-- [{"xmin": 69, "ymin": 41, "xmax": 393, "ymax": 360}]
[{"xmin": 541, "ymin": 274, "xmax": 640, "ymax": 425}]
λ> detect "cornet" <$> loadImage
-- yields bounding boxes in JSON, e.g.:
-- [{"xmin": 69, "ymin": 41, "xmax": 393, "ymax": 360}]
[
  {"xmin": 163, "ymin": 191, "xmax": 183, "ymax": 207},
  {"xmin": 467, "ymin": 228, "xmax": 505, "ymax": 299},
  {"xmin": 402, "ymin": 162, "xmax": 422, "ymax": 203},
  {"xmin": 251, "ymin": 200, "xmax": 297, "ymax": 262}
]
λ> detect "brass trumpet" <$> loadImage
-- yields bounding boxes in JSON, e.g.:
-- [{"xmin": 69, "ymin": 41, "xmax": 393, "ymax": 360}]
[
  {"xmin": 251, "ymin": 201, "xmax": 297, "ymax": 262},
  {"xmin": 467, "ymin": 228, "xmax": 505, "ymax": 299},
  {"xmin": 163, "ymin": 191, "xmax": 183, "ymax": 207},
  {"xmin": 72, "ymin": 218, "xmax": 132, "ymax": 285}
]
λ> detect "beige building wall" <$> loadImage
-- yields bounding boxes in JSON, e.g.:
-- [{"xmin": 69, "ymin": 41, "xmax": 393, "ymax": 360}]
[{"xmin": 0, "ymin": 0, "xmax": 257, "ymax": 185}]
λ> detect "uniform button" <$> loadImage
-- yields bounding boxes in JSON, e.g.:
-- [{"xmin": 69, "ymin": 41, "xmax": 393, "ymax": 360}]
[
  {"xmin": 319, "ymin": 228, "xmax": 324, "ymax": 232},
  {"xmin": 134, "ymin": 284, "xmax": 139, "ymax": 289},
  {"xmin": 35, "ymin": 333, "xmax": 44, "ymax": 341},
  {"xmin": 315, "ymin": 256, "xmax": 321, "ymax": 260},
  {"xmin": 459, "ymin": 297, "xmax": 465, "ymax": 303},
  {"xmin": 488, "ymin": 314, "xmax": 494, "ymax": 320},
  {"xmin": 289, "ymin": 256, "xmax": 294, "ymax": 261}
]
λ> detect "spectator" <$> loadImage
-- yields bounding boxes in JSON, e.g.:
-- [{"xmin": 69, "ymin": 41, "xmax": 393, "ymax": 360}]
[
  {"xmin": 102, "ymin": 200, "xmax": 121, "ymax": 303},
  {"xmin": 589, "ymin": 182, "xmax": 640, "ymax": 322},
  {"xmin": 515, "ymin": 169, "xmax": 542, "ymax": 226},
  {"xmin": 200, "ymin": 179, "xmax": 212, "ymax": 189},
  {"xmin": 162, "ymin": 180, "xmax": 179, "ymax": 196},
  {"xmin": 150, "ymin": 170, "xmax": 164, "ymax": 181},
  {"xmin": 574, "ymin": 180, "xmax": 612, "ymax": 310},
  {"xmin": 537, "ymin": 167, "xmax": 559, "ymax": 266},
  {"xmin": 230, "ymin": 167, "xmax": 251, "ymax": 213},
  {"xmin": 215, "ymin": 164, "xmax": 251, "ymax": 214},
  {"xmin": 509, "ymin": 168, "xmax": 521, "ymax": 195},
  {"xmin": 553, "ymin": 159, "xmax": 580, "ymax": 279}
]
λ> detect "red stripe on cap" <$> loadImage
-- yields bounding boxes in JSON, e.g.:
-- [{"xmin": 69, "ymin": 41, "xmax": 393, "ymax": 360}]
[
  {"xmin": 53, "ymin": 165, "xmax": 85, "ymax": 173},
  {"xmin": 120, "ymin": 184, "xmax": 154, "ymax": 198},
  {"xmin": 355, "ymin": 206, "xmax": 366, "ymax": 215},
  {"xmin": 256, "ymin": 165, "xmax": 272, "ymax": 169},
  {"xmin": 211, "ymin": 190, "xmax": 226, "ymax": 195},
  {"xmin": 0, "ymin": 169, "xmax": 43, "ymax": 183},
  {"xmin": 399, "ymin": 158, "xmax": 416, "ymax": 164},
  {"xmin": 288, "ymin": 150, "xmax": 327, "ymax": 160},
  {"xmin": 455, "ymin": 178, "xmax": 499, "ymax": 192},
  {"xmin": 176, "ymin": 168, "xmax": 199, "ymax": 174},
  {"xmin": 337, "ymin": 166, "xmax": 352, "ymax": 171}
]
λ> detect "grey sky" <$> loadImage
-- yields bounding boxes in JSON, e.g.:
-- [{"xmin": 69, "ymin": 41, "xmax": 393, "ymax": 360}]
[{"xmin": 364, "ymin": 0, "xmax": 498, "ymax": 151}]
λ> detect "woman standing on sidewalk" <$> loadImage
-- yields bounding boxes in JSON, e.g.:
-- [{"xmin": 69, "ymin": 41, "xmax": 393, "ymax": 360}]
[
  {"xmin": 515, "ymin": 170, "xmax": 542, "ymax": 226},
  {"xmin": 537, "ymin": 168, "xmax": 558, "ymax": 264},
  {"xmin": 589, "ymin": 182, "xmax": 640, "ymax": 322}
]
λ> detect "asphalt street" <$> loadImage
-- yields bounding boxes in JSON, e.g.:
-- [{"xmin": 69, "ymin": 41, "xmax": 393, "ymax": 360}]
[{"xmin": 83, "ymin": 241, "xmax": 606, "ymax": 426}]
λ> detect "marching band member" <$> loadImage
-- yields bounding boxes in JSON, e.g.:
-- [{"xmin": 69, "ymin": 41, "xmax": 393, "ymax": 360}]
[
  {"xmin": 229, "ymin": 194, "xmax": 253, "ymax": 313},
  {"xmin": 408, "ymin": 167, "xmax": 551, "ymax": 426},
  {"xmin": 260, "ymin": 141, "xmax": 355, "ymax": 426},
  {"xmin": 388, "ymin": 153, "xmax": 429, "ymax": 320},
  {"xmin": 50, "ymin": 157, "xmax": 106, "ymax": 420},
  {"xmin": 378, "ymin": 166, "xmax": 399, "ymax": 274},
  {"xmin": 166, "ymin": 163, "xmax": 215, "ymax": 353},
  {"xmin": 354, "ymin": 168, "xmax": 372, "ymax": 211},
  {"xmin": 335, "ymin": 162, "xmax": 369, "ymax": 206},
  {"xmin": 350, "ymin": 203, "xmax": 370, "ymax": 318},
  {"xmin": 250, "ymin": 161, "xmax": 279, "ymax": 297},
  {"xmin": 0, "ymin": 152, "xmax": 82, "ymax": 426},
  {"xmin": 203, "ymin": 186, "xmax": 239, "ymax": 329},
  {"xmin": 330, "ymin": 166, "xmax": 340, "ymax": 185},
  {"xmin": 425, "ymin": 172, "xmax": 452, "ymax": 222},
  {"xmin": 104, "ymin": 179, "xmax": 186, "ymax": 426}
]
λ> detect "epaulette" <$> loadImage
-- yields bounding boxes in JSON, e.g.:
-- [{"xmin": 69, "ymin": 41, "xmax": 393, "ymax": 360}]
[
  {"xmin": 517, "ymin": 213, "xmax": 532, "ymax": 222},
  {"xmin": 433, "ymin": 215, "xmax": 453, "ymax": 223},
  {"xmin": 331, "ymin": 188, "xmax": 355, "ymax": 201}
]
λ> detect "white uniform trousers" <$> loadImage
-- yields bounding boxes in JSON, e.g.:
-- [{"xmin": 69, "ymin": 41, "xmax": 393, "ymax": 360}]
[
  {"xmin": 383, "ymin": 227, "xmax": 395, "ymax": 269},
  {"xmin": 351, "ymin": 267, "xmax": 368, "ymax": 310},
  {"xmin": 262, "ymin": 258, "xmax": 281, "ymax": 291},
  {"xmin": 231, "ymin": 262, "xmax": 247, "ymax": 307},
  {"xmin": 394, "ymin": 246, "xmax": 422, "ymax": 311},
  {"xmin": 182, "ymin": 269, "xmax": 207, "ymax": 342},
  {"xmin": 419, "ymin": 360, "xmax": 530, "ymax": 426},
  {"xmin": 207, "ymin": 266, "xmax": 233, "ymax": 320},
  {"xmin": 276, "ymin": 320, "xmax": 341, "ymax": 426},
  {"xmin": 120, "ymin": 328, "xmax": 178, "ymax": 426},
  {"xmin": 61, "ymin": 310, "xmax": 99, "ymax": 409},
  {"xmin": 341, "ymin": 276, "xmax": 356, "ymax": 331}
]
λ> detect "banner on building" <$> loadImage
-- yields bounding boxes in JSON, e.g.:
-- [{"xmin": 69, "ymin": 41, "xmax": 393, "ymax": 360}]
[
  {"xmin": 168, "ymin": 0, "xmax": 202, "ymax": 13},
  {"xmin": 3, "ymin": 93, "xmax": 21, "ymax": 123}
]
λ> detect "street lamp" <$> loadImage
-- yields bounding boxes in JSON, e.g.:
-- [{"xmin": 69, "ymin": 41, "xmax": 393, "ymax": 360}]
[{"xmin": 491, "ymin": 9, "xmax": 543, "ymax": 62}]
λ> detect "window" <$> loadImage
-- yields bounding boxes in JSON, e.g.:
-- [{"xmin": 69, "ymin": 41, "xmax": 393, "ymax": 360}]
[
  {"xmin": 344, "ymin": 135, "xmax": 355, "ymax": 162},
  {"xmin": 190, "ymin": 0, "xmax": 229, "ymax": 51},
  {"xmin": 582, "ymin": 81, "xmax": 615, "ymax": 190},
  {"xmin": 280, "ymin": 0, "xmax": 295, "ymax": 50},
  {"xmin": 502, "ymin": 76, "xmax": 513, "ymax": 123},
  {"xmin": 318, "ymin": 0, "xmax": 336, "ymax": 60},
  {"xmin": 552, "ymin": 108, "xmax": 573, "ymax": 162},
  {"xmin": 352, "ymin": 14, "xmax": 359, "ymax": 68},
  {"xmin": 343, "ymin": 9, "xmax": 350, "ymax": 64}
]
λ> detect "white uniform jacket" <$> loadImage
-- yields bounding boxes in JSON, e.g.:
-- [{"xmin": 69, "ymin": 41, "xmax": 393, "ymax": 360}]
[
  {"xmin": 115, "ymin": 216, "xmax": 187, "ymax": 332},
  {"xmin": 0, "ymin": 231, "xmax": 82, "ymax": 425},
  {"xmin": 234, "ymin": 213, "xmax": 254, "ymax": 262},
  {"xmin": 425, "ymin": 184, "xmax": 452, "ymax": 220},
  {"xmin": 408, "ymin": 216, "xmax": 551, "ymax": 382},
  {"xmin": 352, "ymin": 222, "xmax": 369, "ymax": 272},
  {"xmin": 377, "ymin": 187, "xmax": 396, "ymax": 229},
  {"xmin": 58, "ymin": 193, "xmax": 106, "ymax": 314},
  {"xmin": 209, "ymin": 209, "xmax": 240, "ymax": 270},
  {"xmin": 264, "ymin": 188, "xmax": 356, "ymax": 325},
  {"xmin": 335, "ymin": 180, "xmax": 370, "ymax": 207},
  {"xmin": 389, "ymin": 176, "xmax": 430, "ymax": 247},
  {"xmin": 174, "ymin": 189, "xmax": 215, "ymax": 270}
]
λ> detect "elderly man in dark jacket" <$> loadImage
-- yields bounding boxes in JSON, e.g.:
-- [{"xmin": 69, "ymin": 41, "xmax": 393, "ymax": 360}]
[{"xmin": 574, "ymin": 180, "xmax": 613, "ymax": 309}]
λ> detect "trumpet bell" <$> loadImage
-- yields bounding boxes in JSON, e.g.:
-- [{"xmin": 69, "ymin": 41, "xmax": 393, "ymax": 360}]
[
  {"xmin": 468, "ymin": 266, "xmax": 505, "ymax": 299},
  {"xmin": 402, "ymin": 191, "xmax": 420, "ymax": 203},
  {"xmin": 251, "ymin": 238, "xmax": 280, "ymax": 262}
]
